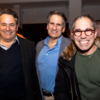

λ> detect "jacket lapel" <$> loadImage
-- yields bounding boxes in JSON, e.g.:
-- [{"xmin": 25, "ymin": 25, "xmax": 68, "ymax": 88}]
[
  {"xmin": 56, "ymin": 36, "xmax": 71, "ymax": 74},
  {"xmin": 18, "ymin": 36, "xmax": 28, "ymax": 88},
  {"xmin": 59, "ymin": 36, "xmax": 71, "ymax": 57}
]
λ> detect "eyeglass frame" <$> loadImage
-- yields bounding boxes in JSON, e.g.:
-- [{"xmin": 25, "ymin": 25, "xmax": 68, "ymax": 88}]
[{"xmin": 72, "ymin": 28, "xmax": 95, "ymax": 37}]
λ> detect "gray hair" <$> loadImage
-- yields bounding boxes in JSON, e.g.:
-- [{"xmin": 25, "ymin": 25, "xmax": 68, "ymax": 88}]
[
  {"xmin": 47, "ymin": 11, "xmax": 67, "ymax": 27},
  {"xmin": 71, "ymin": 13, "xmax": 96, "ymax": 32},
  {"xmin": 0, "ymin": 8, "xmax": 18, "ymax": 25}
]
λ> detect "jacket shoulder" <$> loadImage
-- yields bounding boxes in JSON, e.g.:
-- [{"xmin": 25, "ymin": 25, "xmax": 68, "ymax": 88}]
[
  {"xmin": 62, "ymin": 36, "xmax": 71, "ymax": 43},
  {"xmin": 36, "ymin": 40, "xmax": 44, "ymax": 49},
  {"xmin": 18, "ymin": 36, "xmax": 35, "ymax": 44}
]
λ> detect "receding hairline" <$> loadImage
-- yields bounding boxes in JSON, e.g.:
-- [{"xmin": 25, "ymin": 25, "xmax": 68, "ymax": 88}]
[
  {"xmin": 0, "ymin": 14, "xmax": 18, "ymax": 24},
  {"xmin": 73, "ymin": 16, "xmax": 94, "ymax": 30}
]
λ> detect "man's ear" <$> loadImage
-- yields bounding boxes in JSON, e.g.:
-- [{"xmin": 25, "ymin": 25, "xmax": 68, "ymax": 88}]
[
  {"xmin": 95, "ymin": 29, "xmax": 98, "ymax": 39},
  {"xmin": 46, "ymin": 24, "xmax": 48, "ymax": 30},
  {"xmin": 62, "ymin": 27, "xmax": 65, "ymax": 33},
  {"xmin": 16, "ymin": 25, "xmax": 19, "ymax": 31}
]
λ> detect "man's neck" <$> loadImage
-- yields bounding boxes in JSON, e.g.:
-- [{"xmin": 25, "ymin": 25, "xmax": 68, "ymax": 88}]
[
  {"xmin": 0, "ymin": 38, "xmax": 15, "ymax": 48},
  {"xmin": 48, "ymin": 38, "xmax": 59, "ymax": 49},
  {"xmin": 79, "ymin": 45, "xmax": 97, "ymax": 55}
]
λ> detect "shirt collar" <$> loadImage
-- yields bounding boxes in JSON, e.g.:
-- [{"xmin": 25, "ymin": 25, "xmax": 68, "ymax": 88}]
[
  {"xmin": 44, "ymin": 35, "xmax": 62, "ymax": 46},
  {"xmin": 0, "ymin": 35, "xmax": 19, "ymax": 50},
  {"xmin": 15, "ymin": 36, "xmax": 19, "ymax": 44},
  {"xmin": 0, "ymin": 35, "xmax": 19, "ymax": 44}
]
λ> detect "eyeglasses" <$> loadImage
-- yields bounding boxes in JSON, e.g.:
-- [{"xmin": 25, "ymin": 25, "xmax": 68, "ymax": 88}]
[{"xmin": 72, "ymin": 28, "xmax": 95, "ymax": 37}]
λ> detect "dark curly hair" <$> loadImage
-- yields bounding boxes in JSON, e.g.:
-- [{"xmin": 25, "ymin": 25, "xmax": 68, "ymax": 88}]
[{"xmin": 0, "ymin": 8, "xmax": 18, "ymax": 25}]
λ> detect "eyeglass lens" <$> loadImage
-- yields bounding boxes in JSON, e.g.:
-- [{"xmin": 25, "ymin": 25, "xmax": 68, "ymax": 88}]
[{"xmin": 73, "ymin": 29, "xmax": 94, "ymax": 36}]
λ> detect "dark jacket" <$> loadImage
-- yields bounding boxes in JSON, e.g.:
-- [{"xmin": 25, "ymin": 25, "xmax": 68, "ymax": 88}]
[
  {"xmin": 18, "ymin": 36, "xmax": 42, "ymax": 100},
  {"xmin": 54, "ymin": 41, "xmax": 81, "ymax": 100}
]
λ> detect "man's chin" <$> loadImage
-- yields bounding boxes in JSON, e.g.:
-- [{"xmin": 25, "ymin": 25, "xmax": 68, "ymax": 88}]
[
  {"xmin": 78, "ymin": 47, "xmax": 93, "ymax": 55},
  {"xmin": 49, "ymin": 35, "xmax": 61, "ymax": 40}
]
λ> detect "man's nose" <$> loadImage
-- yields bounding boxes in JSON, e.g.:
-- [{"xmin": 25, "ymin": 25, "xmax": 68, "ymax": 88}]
[
  {"xmin": 52, "ymin": 24, "xmax": 57, "ymax": 29},
  {"xmin": 81, "ymin": 31, "xmax": 86, "ymax": 38},
  {"xmin": 6, "ymin": 25, "xmax": 10, "ymax": 30}
]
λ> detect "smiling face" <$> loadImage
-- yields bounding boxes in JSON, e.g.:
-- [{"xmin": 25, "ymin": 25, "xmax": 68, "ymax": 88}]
[
  {"xmin": 0, "ymin": 14, "xmax": 18, "ymax": 42},
  {"xmin": 71, "ymin": 17, "xmax": 97, "ymax": 55},
  {"xmin": 47, "ymin": 14, "xmax": 65, "ymax": 40}
]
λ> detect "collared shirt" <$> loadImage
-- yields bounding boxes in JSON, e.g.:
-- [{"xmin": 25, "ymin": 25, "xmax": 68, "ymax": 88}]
[
  {"xmin": 0, "ymin": 36, "xmax": 19, "ymax": 50},
  {"xmin": 37, "ymin": 36, "xmax": 62, "ymax": 93}
]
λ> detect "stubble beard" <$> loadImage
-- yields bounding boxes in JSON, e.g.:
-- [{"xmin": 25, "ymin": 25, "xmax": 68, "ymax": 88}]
[
  {"xmin": 77, "ymin": 42, "xmax": 96, "ymax": 55},
  {"xmin": 49, "ymin": 34, "xmax": 62, "ymax": 40}
]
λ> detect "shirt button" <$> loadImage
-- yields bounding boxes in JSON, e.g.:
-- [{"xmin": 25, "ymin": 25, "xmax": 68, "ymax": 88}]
[
  {"xmin": 42, "ymin": 80, "xmax": 44, "ymax": 82},
  {"xmin": 43, "ymin": 72, "xmax": 44, "ymax": 73},
  {"xmin": 44, "ymin": 63, "xmax": 45, "ymax": 64}
]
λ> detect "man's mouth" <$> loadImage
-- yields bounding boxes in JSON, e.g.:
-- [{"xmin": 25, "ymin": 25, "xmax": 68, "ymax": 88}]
[
  {"xmin": 4, "ymin": 31, "xmax": 11, "ymax": 35},
  {"xmin": 51, "ymin": 30, "xmax": 57, "ymax": 34},
  {"xmin": 80, "ymin": 41, "xmax": 88, "ymax": 44}
]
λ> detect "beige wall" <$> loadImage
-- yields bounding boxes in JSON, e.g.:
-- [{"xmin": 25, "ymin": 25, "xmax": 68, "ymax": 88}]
[
  {"xmin": 22, "ymin": 5, "xmax": 100, "ymax": 24},
  {"xmin": 22, "ymin": 7, "xmax": 69, "ymax": 24}
]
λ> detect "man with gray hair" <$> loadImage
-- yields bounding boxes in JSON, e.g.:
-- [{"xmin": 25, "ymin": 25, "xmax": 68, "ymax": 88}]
[
  {"xmin": 36, "ymin": 11, "xmax": 71, "ymax": 100},
  {"xmin": 54, "ymin": 13, "xmax": 99, "ymax": 100}
]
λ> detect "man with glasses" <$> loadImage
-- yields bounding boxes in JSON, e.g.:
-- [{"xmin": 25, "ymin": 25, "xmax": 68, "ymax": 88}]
[{"xmin": 54, "ymin": 13, "xmax": 99, "ymax": 100}]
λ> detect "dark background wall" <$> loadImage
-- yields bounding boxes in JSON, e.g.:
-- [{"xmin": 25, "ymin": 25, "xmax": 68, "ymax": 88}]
[{"xmin": 23, "ymin": 23, "xmax": 69, "ymax": 45}]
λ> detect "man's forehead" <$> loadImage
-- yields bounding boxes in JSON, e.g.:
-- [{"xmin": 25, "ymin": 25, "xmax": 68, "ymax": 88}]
[
  {"xmin": 75, "ymin": 17, "xmax": 90, "ymax": 23},
  {"xmin": 0, "ymin": 14, "xmax": 15, "ymax": 19},
  {"xmin": 0, "ymin": 14, "xmax": 17, "ymax": 23},
  {"xmin": 49, "ymin": 15, "xmax": 63, "ymax": 24},
  {"xmin": 74, "ymin": 17, "xmax": 93, "ymax": 29}
]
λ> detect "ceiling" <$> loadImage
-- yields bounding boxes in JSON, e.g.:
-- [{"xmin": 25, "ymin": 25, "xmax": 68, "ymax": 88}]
[
  {"xmin": 0, "ymin": 0, "xmax": 100, "ymax": 9},
  {"xmin": 83, "ymin": 0, "xmax": 100, "ymax": 6}
]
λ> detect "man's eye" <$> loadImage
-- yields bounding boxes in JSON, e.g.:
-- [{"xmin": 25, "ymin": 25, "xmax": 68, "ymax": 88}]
[
  {"xmin": 85, "ymin": 30, "xmax": 90, "ymax": 32},
  {"xmin": 10, "ymin": 24, "xmax": 15, "ymax": 26},
  {"xmin": 57, "ymin": 24, "xmax": 61, "ymax": 26},
  {"xmin": 76, "ymin": 30, "xmax": 81, "ymax": 32},
  {"xmin": 85, "ymin": 29, "xmax": 92, "ymax": 31},
  {"xmin": 49, "ymin": 23, "xmax": 54, "ymax": 25},
  {"xmin": 1, "ymin": 24, "xmax": 6, "ymax": 26}
]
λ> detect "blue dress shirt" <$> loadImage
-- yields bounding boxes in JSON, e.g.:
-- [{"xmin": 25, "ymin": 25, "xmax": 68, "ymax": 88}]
[{"xmin": 37, "ymin": 36, "xmax": 62, "ymax": 93}]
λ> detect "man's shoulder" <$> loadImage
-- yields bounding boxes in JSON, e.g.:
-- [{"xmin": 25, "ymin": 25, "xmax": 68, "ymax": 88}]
[
  {"xmin": 60, "ymin": 36, "xmax": 71, "ymax": 48},
  {"xmin": 36, "ymin": 40, "xmax": 44, "ymax": 47},
  {"xmin": 62, "ymin": 36, "xmax": 71, "ymax": 42},
  {"xmin": 18, "ymin": 36, "xmax": 35, "ymax": 45},
  {"xmin": 95, "ymin": 48, "xmax": 100, "ymax": 55}
]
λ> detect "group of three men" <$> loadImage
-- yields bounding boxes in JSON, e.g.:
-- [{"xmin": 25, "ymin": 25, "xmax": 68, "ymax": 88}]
[{"xmin": 0, "ymin": 8, "xmax": 99, "ymax": 100}]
